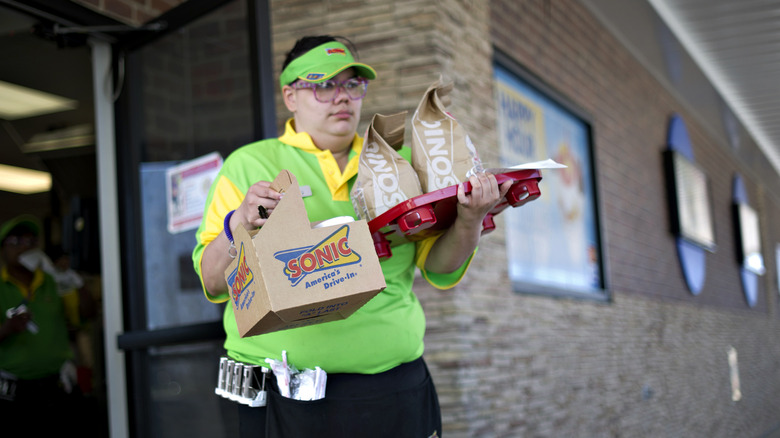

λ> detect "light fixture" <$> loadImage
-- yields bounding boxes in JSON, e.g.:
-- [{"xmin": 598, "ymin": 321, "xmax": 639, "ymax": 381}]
[
  {"xmin": 0, "ymin": 80, "xmax": 77, "ymax": 120},
  {"xmin": 0, "ymin": 163, "xmax": 52, "ymax": 194},
  {"xmin": 23, "ymin": 123, "xmax": 94, "ymax": 153}
]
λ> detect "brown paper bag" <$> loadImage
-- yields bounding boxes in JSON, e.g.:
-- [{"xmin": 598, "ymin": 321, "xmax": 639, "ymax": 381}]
[
  {"xmin": 352, "ymin": 111, "xmax": 422, "ymax": 220},
  {"xmin": 411, "ymin": 78, "xmax": 482, "ymax": 192}
]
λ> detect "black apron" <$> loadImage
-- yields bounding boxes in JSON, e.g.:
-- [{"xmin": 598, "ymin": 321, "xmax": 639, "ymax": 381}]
[{"xmin": 238, "ymin": 357, "xmax": 442, "ymax": 438}]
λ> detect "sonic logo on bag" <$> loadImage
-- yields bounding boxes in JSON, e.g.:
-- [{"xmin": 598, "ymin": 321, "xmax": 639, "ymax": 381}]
[
  {"xmin": 363, "ymin": 139, "xmax": 407, "ymax": 209},
  {"xmin": 227, "ymin": 242, "xmax": 255, "ymax": 310},
  {"xmin": 274, "ymin": 225, "xmax": 362, "ymax": 287},
  {"xmin": 419, "ymin": 119, "xmax": 459, "ymax": 189}
]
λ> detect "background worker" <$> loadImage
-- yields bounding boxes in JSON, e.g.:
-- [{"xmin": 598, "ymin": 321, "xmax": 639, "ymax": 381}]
[
  {"xmin": 193, "ymin": 35, "xmax": 511, "ymax": 437},
  {"xmin": 0, "ymin": 215, "xmax": 91, "ymax": 435}
]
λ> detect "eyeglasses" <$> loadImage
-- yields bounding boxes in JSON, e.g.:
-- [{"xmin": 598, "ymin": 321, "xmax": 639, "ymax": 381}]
[
  {"xmin": 3, "ymin": 236, "xmax": 38, "ymax": 247},
  {"xmin": 292, "ymin": 77, "xmax": 368, "ymax": 103}
]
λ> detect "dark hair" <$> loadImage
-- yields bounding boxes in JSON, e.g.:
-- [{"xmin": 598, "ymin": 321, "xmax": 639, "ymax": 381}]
[{"xmin": 281, "ymin": 35, "xmax": 360, "ymax": 74}]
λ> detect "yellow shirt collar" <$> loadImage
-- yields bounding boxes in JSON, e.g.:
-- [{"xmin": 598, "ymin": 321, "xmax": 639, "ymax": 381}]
[
  {"xmin": 278, "ymin": 119, "xmax": 363, "ymax": 201},
  {"xmin": 1, "ymin": 265, "xmax": 45, "ymax": 300}
]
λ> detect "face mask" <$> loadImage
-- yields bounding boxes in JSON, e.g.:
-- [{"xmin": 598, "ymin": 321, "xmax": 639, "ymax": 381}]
[{"xmin": 18, "ymin": 248, "xmax": 48, "ymax": 272}]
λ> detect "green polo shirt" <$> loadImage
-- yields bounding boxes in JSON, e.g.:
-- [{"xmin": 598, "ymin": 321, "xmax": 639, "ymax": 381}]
[
  {"xmin": 193, "ymin": 120, "xmax": 473, "ymax": 374},
  {"xmin": 0, "ymin": 267, "xmax": 72, "ymax": 379}
]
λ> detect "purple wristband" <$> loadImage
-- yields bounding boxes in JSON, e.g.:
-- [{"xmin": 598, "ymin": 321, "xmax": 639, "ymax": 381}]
[{"xmin": 224, "ymin": 210, "xmax": 236, "ymax": 243}]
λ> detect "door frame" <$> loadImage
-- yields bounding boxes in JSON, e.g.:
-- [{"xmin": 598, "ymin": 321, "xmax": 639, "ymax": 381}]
[{"xmin": 110, "ymin": 1, "xmax": 275, "ymax": 436}]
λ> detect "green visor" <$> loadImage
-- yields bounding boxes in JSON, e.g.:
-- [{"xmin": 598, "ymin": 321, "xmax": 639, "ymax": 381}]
[
  {"xmin": 279, "ymin": 41, "xmax": 376, "ymax": 90},
  {"xmin": 0, "ymin": 214, "xmax": 41, "ymax": 243}
]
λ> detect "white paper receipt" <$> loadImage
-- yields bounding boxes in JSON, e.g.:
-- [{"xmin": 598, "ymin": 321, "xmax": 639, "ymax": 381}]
[{"xmin": 484, "ymin": 158, "xmax": 567, "ymax": 174}]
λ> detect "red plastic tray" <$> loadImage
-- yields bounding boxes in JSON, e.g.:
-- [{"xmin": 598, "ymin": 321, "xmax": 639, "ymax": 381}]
[{"xmin": 366, "ymin": 169, "xmax": 542, "ymax": 259}]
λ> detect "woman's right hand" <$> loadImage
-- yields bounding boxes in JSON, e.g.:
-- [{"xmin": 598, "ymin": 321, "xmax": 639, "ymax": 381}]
[
  {"xmin": 0, "ymin": 311, "xmax": 31, "ymax": 342},
  {"xmin": 200, "ymin": 180, "xmax": 283, "ymax": 295},
  {"xmin": 233, "ymin": 180, "xmax": 283, "ymax": 230}
]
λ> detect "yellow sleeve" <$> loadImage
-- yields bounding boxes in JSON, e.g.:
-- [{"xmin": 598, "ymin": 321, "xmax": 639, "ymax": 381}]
[
  {"xmin": 198, "ymin": 175, "xmax": 246, "ymax": 249},
  {"xmin": 414, "ymin": 234, "xmax": 477, "ymax": 290},
  {"xmin": 194, "ymin": 175, "xmax": 245, "ymax": 303}
]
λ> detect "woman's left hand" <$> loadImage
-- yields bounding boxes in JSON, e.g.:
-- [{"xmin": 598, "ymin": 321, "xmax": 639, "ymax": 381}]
[
  {"xmin": 455, "ymin": 172, "xmax": 513, "ymax": 227},
  {"xmin": 423, "ymin": 172, "xmax": 512, "ymax": 274}
]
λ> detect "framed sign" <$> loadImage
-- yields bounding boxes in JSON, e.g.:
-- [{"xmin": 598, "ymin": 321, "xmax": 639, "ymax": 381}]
[
  {"xmin": 493, "ymin": 60, "xmax": 604, "ymax": 297},
  {"xmin": 166, "ymin": 151, "xmax": 223, "ymax": 234},
  {"xmin": 663, "ymin": 150, "xmax": 716, "ymax": 251},
  {"xmin": 734, "ymin": 202, "xmax": 764, "ymax": 275}
]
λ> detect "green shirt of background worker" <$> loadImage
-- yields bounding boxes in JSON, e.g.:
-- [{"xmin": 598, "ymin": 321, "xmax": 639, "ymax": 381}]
[{"xmin": 0, "ymin": 214, "xmax": 95, "ymax": 436}]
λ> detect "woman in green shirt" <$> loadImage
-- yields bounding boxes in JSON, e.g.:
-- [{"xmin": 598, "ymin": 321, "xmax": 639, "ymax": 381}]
[{"xmin": 193, "ymin": 35, "xmax": 511, "ymax": 437}]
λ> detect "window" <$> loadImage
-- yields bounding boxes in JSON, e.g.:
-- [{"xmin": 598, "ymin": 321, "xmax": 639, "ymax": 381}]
[
  {"xmin": 493, "ymin": 61, "xmax": 605, "ymax": 297},
  {"xmin": 734, "ymin": 203, "xmax": 764, "ymax": 275},
  {"xmin": 664, "ymin": 150, "xmax": 716, "ymax": 251}
]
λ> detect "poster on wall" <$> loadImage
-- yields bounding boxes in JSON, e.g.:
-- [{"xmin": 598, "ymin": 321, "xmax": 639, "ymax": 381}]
[
  {"xmin": 494, "ymin": 64, "xmax": 602, "ymax": 295},
  {"xmin": 166, "ymin": 151, "xmax": 223, "ymax": 234}
]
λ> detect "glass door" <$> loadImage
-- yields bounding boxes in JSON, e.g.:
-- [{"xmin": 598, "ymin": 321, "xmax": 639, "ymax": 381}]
[{"xmin": 112, "ymin": 0, "xmax": 275, "ymax": 436}]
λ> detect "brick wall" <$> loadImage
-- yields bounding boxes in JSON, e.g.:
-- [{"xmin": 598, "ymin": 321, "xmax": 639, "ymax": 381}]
[
  {"xmin": 270, "ymin": 0, "xmax": 448, "ymax": 137},
  {"xmin": 456, "ymin": 0, "xmax": 780, "ymax": 436},
  {"xmin": 270, "ymin": 0, "xmax": 780, "ymax": 436}
]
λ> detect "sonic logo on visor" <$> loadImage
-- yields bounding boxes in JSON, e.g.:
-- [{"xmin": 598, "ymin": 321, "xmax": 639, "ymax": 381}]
[
  {"xmin": 326, "ymin": 48, "xmax": 346, "ymax": 55},
  {"xmin": 306, "ymin": 73, "xmax": 325, "ymax": 80}
]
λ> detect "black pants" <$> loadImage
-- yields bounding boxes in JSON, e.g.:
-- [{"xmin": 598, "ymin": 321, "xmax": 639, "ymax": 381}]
[
  {"xmin": 0, "ymin": 374, "xmax": 90, "ymax": 435},
  {"xmin": 237, "ymin": 357, "xmax": 442, "ymax": 438}
]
